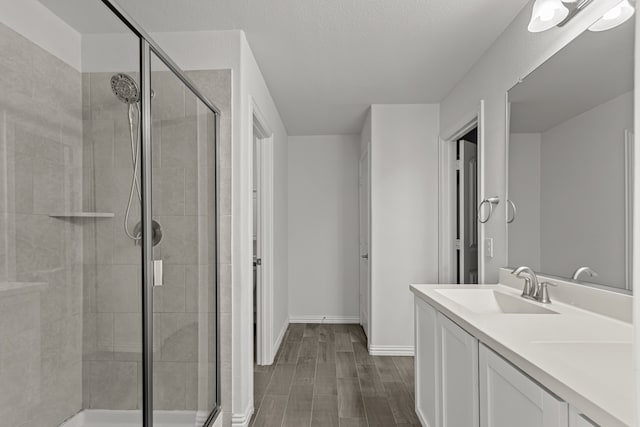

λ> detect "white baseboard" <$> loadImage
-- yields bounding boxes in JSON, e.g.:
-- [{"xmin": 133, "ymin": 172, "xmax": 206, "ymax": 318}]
[
  {"xmin": 270, "ymin": 318, "xmax": 289, "ymax": 363},
  {"xmin": 369, "ymin": 345, "xmax": 415, "ymax": 356},
  {"xmin": 231, "ymin": 402, "xmax": 253, "ymax": 427},
  {"xmin": 289, "ymin": 315, "xmax": 360, "ymax": 324}
]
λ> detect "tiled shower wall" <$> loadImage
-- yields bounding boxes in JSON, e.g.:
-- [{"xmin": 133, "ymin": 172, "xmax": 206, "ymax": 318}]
[
  {"xmin": 0, "ymin": 18, "xmax": 232, "ymax": 427},
  {"xmin": 0, "ymin": 22, "xmax": 83, "ymax": 426},
  {"xmin": 81, "ymin": 69, "xmax": 231, "ymax": 419}
]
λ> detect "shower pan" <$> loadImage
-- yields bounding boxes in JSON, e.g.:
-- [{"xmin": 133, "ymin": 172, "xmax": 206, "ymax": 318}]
[{"xmin": 0, "ymin": 1, "xmax": 221, "ymax": 426}]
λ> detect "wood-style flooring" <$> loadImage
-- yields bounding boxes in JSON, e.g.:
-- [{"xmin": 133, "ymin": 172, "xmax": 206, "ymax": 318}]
[{"xmin": 250, "ymin": 323, "xmax": 420, "ymax": 427}]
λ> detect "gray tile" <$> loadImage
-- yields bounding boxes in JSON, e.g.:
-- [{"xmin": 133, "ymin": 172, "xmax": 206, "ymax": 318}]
[
  {"xmin": 336, "ymin": 378, "xmax": 365, "ymax": 419},
  {"xmin": 252, "ymin": 395, "xmax": 287, "ymax": 427},
  {"xmin": 286, "ymin": 324, "xmax": 305, "ymax": 342},
  {"xmin": 264, "ymin": 364, "xmax": 295, "ymax": 396},
  {"xmin": 335, "ymin": 332, "xmax": 352, "ymax": 352},
  {"xmin": 363, "ymin": 395, "xmax": 396, "ymax": 427},
  {"xmin": 153, "ymin": 264, "xmax": 186, "ymax": 312},
  {"xmin": 357, "ymin": 363, "xmax": 385, "ymax": 397},
  {"xmin": 384, "ymin": 381, "xmax": 420, "ymax": 425},
  {"xmin": 352, "ymin": 341, "xmax": 372, "ymax": 366},
  {"xmin": 392, "ymin": 357, "xmax": 415, "ymax": 390},
  {"xmin": 85, "ymin": 361, "xmax": 137, "ymax": 409},
  {"xmin": 314, "ymin": 362, "xmax": 337, "ymax": 396},
  {"xmin": 373, "ymin": 356, "xmax": 403, "ymax": 383},
  {"xmin": 317, "ymin": 340, "xmax": 336, "ymax": 364},
  {"xmin": 156, "ymin": 313, "xmax": 198, "ymax": 362},
  {"xmin": 311, "ymin": 395, "xmax": 339, "ymax": 427},
  {"xmin": 282, "ymin": 383, "xmax": 313, "ymax": 427},
  {"xmin": 95, "ymin": 265, "xmax": 140, "ymax": 313},
  {"xmin": 338, "ymin": 418, "xmax": 368, "ymax": 427},
  {"xmin": 336, "ymin": 352, "xmax": 358, "ymax": 379},
  {"xmin": 277, "ymin": 340, "xmax": 301, "ymax": 365},
  {"xmin": 153, "ymin": 362, "xmax": 187, "ymax": 410}
]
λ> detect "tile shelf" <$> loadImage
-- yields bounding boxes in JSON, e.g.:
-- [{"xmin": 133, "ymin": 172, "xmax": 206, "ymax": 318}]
[{"xmin": 49, "ymin": 212, "xmax": 115, "ymax": 218}]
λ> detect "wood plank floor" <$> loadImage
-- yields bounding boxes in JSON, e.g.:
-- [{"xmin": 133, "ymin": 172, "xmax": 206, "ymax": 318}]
[{"xmin": 250, "ymin": 324, "xmax": 420, "ymax": 427}]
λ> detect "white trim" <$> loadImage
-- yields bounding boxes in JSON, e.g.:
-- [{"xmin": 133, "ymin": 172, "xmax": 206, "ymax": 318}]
[
  {"xmin": 60, "ymin": 410, "xmax": 202, "ymax": 427},
  {"xmin": 251, "ymin": 98, "xmax": 276, "ymax": 366},
  {"xmin": 289, "ymin": 315, "xmax": 360, "ymax": 324},
  {"xmin": 231, "ymin": 401, "xmax": 254, "ymax": 427},
  {"xmin": 368, "ymin": 345, "xmax": 415, "ymax": 356},
  {"xmin": 359, "ymin": 143, "xmax": 372, "ymax": 341},
  {"xmin": 271, "ymin": 317, "xmax": 289, "ymax": 362},
  {"xmin": 477, "ymin": 100, "xmax": 486, "ymax": 284},
  {"xmin": 437, "ymin": 101, "xmax": 486, "ymax": 284}
]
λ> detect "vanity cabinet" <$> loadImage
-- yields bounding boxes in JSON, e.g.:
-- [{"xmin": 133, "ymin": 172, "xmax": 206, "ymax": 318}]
[
  {"xmin": 415, "ymin": 297, "xmax": 575, "ymax": 427},
  {"xmin": 479, "ymin": 343, "xmax": 568, "ymax": 427},
  {"xmin": 415, "ymin": 299, "xmax": 479, "ymax": 427}
]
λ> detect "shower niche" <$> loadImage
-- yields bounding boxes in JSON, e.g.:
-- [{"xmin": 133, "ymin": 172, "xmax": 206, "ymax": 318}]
[{"xmin": 0, "ymin": 1, "xmax": 222, "ymax": 427}]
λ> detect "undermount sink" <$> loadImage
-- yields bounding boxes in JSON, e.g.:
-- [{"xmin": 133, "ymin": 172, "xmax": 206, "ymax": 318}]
[{"xmin": 434, "ymin": 289, "xmax": 558, "ymax": 315}]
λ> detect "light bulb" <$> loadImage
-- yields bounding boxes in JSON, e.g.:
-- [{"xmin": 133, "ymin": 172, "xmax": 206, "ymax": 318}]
[
  {"xmin": 528, "ymin": 0, "xmax": 569, "ymax": 32},
  {"xmin": 603, "ymin": 4, "xmax": 623, "ymax": 20},
  {"xmin": 589, "ymin": 0, "xmax": 635, "ymax": 32}
]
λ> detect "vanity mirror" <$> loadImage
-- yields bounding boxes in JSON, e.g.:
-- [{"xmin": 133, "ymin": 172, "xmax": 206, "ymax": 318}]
[{"xmin": 507, "ymin": 17, "xmax": 634, "ymax": 291}]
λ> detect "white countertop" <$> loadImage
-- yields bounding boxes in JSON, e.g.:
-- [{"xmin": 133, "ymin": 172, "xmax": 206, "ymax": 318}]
[{"xmin": 410, "ymin": 283, "xmax": 634, "ymax": 427}]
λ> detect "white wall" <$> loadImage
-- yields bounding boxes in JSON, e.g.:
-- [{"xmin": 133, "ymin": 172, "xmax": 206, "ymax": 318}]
[
  {"xmin": 0, "ymin": 0, "xmax": 81, "ymax": 70},
  {"xmin": 508, "ymin": 133, "xmax": 541, "ymax": 271},
  {"xmin": 237, "ymin": 32, "xmax": 289, "ymax": 424},
  {"xmin": 440, "ymin": 0, "xmax": 624, "ymax": 283},
  {"xmin": 287, "ymin": 135, "xmax": 360, "ymax": 322},
  {"xmin": 369, "ymin": 104, "xmax": 440, "ymax": 353},
  {"xmin": 540, "ymin": 92, "xmax": 632, "ymax": 288}
]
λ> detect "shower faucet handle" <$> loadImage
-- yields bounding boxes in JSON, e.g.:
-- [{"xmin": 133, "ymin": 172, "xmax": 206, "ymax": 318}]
[{"xmin": 153, "ymin": 260, "xmax": 163, "ymax": 287}]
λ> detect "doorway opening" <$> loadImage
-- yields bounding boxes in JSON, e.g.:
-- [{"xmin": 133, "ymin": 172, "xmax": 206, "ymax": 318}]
[
  {"xmin": 456, "ymin": 128, "xmax": 479, "ymax": 284},
  {"xmin": 251, "ymin": 105, "xmax": 275, "ymax": 367},
  {"xmin": 438, "ymin": 102, "xmax": 485, "ymax": 285}
]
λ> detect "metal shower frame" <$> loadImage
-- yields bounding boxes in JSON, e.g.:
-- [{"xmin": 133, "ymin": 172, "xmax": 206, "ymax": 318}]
[{"xmin": 99, "ymin": 1, "xmax": 223, "ymax": 426}]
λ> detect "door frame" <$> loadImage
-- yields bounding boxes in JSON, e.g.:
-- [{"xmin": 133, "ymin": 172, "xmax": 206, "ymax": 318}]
[
  {"xmin": 438, "ymin": 101, "xmax": 486, "ymax": 284},
  {"xmin": 358, "ymin": 144, "xmax": 371, "ymax": 340},
  {"xmin": 251, "ymin": 100, "xmax": 275, "ymax": 366}
]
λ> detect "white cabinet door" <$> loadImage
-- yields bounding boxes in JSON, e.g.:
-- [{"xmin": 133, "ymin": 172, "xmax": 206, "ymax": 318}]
[
  {"xmin": 438, "ymin": 313, "xmax": 479, "ymax": 427},
  {"xmin": 415, "ymin": 299, "xmax": 438, "ymax": 427},
  {"xmin": 480, "ymin": 344, "xmax": 568, "ymax": 427}
]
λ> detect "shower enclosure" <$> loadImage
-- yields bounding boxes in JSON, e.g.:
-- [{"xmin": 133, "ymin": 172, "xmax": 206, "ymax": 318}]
[{"xmin": 0, "ymin": 1, "xmax": 221, "ymax": 426}]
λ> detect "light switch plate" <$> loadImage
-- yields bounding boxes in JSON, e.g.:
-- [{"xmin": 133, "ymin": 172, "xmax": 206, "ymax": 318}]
[{"xmin": 484, "ymin": 238, "xmax": 494, "ymax": 258}]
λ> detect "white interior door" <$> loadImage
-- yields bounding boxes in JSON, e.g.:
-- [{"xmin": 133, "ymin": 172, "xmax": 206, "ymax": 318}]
[
  {"xmin": 359, "ymin": 148, "xmax": 370, "ymax": 339},
  {"xmin": 458, "ymin": 140, "xmax": 478, "ymax": 284}
]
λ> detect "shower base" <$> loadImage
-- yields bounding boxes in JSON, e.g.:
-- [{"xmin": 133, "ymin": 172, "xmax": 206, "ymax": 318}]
[{"xmin": 60, "ymin": 410, "xmax": 215, "ymax": 427}]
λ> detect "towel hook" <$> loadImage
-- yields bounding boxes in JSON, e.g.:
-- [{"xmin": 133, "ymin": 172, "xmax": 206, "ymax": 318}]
[{"xmin": 478, "ymin": 197, "xmax": 500, "ymax": 224}]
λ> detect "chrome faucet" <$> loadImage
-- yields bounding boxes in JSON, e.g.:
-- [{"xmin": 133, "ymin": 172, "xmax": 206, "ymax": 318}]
[
  {"xmin": 572, "ymin": 266, "xmax": 598, "ymax": 281},
  {"xmin": 511, "ymin": 266, "xmax": 539, "ymax": 300},
  {"xmin": 511, "ymin": 266, "xmax": 555, "ymax": 304}
]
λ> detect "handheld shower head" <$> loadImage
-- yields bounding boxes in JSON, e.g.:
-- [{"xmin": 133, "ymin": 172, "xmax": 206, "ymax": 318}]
[{"xmin": 110, "ymin": 73, "xmax": 140, "ymax": 104}]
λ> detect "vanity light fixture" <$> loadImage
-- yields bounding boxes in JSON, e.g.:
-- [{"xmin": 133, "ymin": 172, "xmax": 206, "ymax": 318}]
[
  {"xmin": 528, "ymin": 0, "xmax": 597, "ymax": 33},
  {"xmin": 588, "ymin": 0, "xmax": 635, "ymax": 31}
]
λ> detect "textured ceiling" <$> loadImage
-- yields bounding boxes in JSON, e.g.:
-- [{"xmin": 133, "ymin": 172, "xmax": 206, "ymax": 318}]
[
  {"xmin": 510, "ymin": 18, "xmax": 634, "ymax": 134},
  {"xmin": 40, "ymin": 0, "xmax": 531, "ymax": 135}
]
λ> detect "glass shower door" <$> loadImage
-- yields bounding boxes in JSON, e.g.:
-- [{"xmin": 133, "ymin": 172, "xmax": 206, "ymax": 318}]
[{"xmin": 148, "ymin": 52, "xmax": 218, "ymax": 426}]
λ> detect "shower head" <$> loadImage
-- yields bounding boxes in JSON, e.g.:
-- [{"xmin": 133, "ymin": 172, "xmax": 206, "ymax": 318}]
[{"xmin": 111, "ymin": 73, "xmax": 140, "ymax": 104}]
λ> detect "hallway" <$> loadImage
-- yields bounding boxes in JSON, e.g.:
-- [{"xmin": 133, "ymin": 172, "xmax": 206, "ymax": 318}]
[{"xmin": 251, "ymin": 324, "xmax": 419, "ymax": 427}]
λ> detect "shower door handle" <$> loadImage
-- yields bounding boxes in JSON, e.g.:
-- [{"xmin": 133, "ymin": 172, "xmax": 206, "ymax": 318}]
[{"xmin": 153, "ymin": 260, "xmax": 163, "ymax": 287}]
